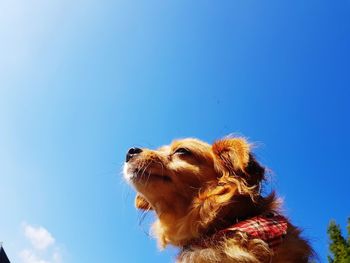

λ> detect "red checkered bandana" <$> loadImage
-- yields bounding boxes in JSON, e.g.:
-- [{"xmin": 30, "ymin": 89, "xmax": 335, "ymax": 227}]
[
  {"xmin": 226, "ymin": 214, "xmax": 288, "ymax": 250},
  {"xmin": 189, "ymin": 213, "xmax": 288, "ymax": 251}
]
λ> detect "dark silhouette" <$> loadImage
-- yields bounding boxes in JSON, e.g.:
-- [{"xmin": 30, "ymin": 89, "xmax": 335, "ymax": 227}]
[{"xmin": 0, "ymin": 244, "xmax": 10, "ymax": 263}]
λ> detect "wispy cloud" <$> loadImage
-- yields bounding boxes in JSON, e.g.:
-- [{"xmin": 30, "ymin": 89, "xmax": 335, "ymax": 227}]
[
  {"xmin": 19, "ymin": 249, "xmax": 50, "ymax": 263},
  {"xmin": 19, "ymin": 223, "xmax": 63, "ymax": 263},
  {"xmin": 23, "ymin": 223, "xmax": 55, "ymax": 250}
]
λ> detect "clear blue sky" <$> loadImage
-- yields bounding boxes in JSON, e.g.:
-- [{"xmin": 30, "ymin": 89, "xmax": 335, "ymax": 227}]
[{"xmin": 0, "ymin": 0, "xmax": 349, "ymax": 262}]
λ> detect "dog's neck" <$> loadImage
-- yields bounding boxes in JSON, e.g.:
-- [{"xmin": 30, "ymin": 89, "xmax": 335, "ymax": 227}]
[
  {"xmin": 195, "ymin": 194, "xmax": 275, "ymax": 237},
  {"xmin": 153, "ymin": 192, "xmax": 280, "ymax": 248}
]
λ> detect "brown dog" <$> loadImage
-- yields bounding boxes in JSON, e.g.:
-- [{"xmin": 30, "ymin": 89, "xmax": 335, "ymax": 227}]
[{"xmin": 123, "ymin": 137, "xmax": 313, "ymax": 262}]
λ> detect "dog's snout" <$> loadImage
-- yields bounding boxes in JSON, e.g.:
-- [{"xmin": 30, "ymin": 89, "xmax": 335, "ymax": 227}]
[{"xmin": 126, "ymin": 147, "xmax": 143, "ymax": 162}]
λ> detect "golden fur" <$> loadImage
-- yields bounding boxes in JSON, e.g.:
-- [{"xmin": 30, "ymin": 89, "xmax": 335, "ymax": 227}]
[{"xmin": 123, "ymin": 137, "xmax": 313, "ymax": 262}]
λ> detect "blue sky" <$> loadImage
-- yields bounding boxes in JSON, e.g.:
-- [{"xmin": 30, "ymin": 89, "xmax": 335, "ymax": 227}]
[{"xmin": 0, "ymin": 0, "xmax": 349, "ymax": 262}]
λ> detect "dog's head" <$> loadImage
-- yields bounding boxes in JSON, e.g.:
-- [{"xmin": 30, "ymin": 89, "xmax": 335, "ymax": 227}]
[{"xmin": 123, "ymin": 137, "xmax": 267, "ymax": 246}]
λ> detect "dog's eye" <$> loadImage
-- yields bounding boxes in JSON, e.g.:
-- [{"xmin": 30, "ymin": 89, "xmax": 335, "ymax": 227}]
[{"xmin": 174, "ymin": 148, "xmax": 191, "ymax": 155}]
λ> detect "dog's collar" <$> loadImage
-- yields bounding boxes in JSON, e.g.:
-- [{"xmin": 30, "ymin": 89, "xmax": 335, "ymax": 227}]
[{"xmin": 185, "ymin": 213, "xmax": 288, "ymax": 251}]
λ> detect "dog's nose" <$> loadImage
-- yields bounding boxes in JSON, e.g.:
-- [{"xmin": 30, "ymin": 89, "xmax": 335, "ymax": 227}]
[{"xmin": 126, "ymin": 147, "xmax": 143, "ymax": 162}]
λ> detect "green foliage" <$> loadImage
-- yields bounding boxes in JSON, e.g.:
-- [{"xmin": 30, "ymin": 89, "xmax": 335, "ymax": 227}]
[{"xmin": 327, "ymin": 218, "xmax": 350, "ymax": 263}]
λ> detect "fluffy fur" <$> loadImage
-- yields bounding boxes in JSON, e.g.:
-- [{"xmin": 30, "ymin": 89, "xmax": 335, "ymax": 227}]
[{"xmin": 123, "ymin": 137, "xmax": 313, "ymax": 262}]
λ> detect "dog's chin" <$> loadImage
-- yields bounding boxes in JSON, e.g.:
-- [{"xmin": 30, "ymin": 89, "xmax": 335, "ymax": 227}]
[{"xmin": 123, "ymin": 163, "xmax": 172, "ymax": 184}]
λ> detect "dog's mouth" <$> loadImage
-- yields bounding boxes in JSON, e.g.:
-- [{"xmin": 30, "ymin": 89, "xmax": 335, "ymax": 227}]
[{"xmin": 127, "ymin": 167, "xmax": 172, "ymax": 183}]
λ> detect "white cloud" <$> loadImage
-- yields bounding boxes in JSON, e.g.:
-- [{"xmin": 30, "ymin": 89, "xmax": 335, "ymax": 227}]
[
  {"xmin": 19, "ymin": 223, "xmax": 63, "ymax": 263},
  {"xmin": 52, "ymin": 250, "xmax": 62, "ymax": 263},
  {"xmin": 23, "ymin": 223, "xmax": 55, "ymax": 250},
  {"xmin": 19, "ymin": 249, "xmax": 50, "ymax": 263}
]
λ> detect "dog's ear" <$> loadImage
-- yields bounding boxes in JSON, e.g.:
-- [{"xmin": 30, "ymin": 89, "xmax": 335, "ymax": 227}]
[
  {"xmin": 212, "ymin": 137, "xmax": 251, "ymax": 174},
  {"xmin": 183, "ymin": 138, "xmax": 265, "ymax": 236},
  {"xmin": 212, "ymin": 137, "xmax": 265, "ymax": 186},
  {"xmin": 135, "ymin": 194, "xmax": 153, "ymax": 210}
]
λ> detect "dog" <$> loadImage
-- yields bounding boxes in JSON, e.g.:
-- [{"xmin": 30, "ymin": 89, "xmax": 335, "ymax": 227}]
[{"xmin": 123, "ymin": 137, "xmax": 313, "ymax": 262}]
